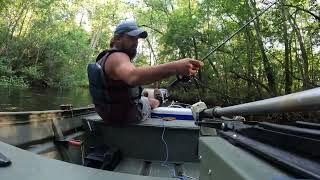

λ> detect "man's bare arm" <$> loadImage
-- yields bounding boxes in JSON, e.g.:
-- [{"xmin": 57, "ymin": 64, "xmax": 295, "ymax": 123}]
[{"xmin": 105, "ymin": 52, "xmax": 203, "ymax": 86}]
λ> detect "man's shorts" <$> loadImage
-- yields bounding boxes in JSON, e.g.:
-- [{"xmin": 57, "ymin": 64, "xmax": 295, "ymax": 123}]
[{"xmin": 139, "ymin": 96, "xmax": 151, "ymax": 122}]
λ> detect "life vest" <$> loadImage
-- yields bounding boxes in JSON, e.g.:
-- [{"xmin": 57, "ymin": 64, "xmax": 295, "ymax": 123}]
[{"xmin": 87, "ymin": 49, "xmax": 143, "ymax": 125}]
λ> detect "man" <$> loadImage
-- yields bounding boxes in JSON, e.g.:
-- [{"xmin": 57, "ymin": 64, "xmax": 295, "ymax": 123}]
[{"xmin": 88, "ymin": 21, "xmax": 203, "ymax": 126}]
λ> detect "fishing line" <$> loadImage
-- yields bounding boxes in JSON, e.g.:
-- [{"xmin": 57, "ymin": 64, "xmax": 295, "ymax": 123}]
[
  {"xmin": 201, "ymin": 1, "xmax": 277, "ymax": 62},
  {"xmin": 170, "ymin": 1, "xmax": 277, "ymax": 95}
]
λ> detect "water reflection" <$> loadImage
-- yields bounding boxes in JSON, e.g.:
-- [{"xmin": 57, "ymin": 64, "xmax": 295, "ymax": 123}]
[{"xmin": 0, "ymin": 87, "xmax": 92, "ymax": 112}]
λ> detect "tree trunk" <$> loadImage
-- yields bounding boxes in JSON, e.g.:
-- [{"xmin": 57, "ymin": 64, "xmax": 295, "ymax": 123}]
[
  {"xmin": 9, "ymin": 3, "xmax": 28, "ymax": 40},
  {"xmin": 168, "ymin": 0, "xmax": 174, "ymax": 12},
  {"xmin": 308, "ymin": 34, "xmax": 314, "ymax": 85},
  {"xmin": 250, "ymin": 0, "xmax": 277, "ymax": 96},
  {"xmin": 280, "ymin": 0, "xmax": 292, "ymax": 94},
  {"xmin": 245, "ymin": 27, "xmax": 254, "ymax": 100},
  {"xmin": 295, "ymin": 40, "xmax": 304, "ymax": 89},
  {"xmin": 90, "ymin": 22, "xmax": 103, "ymax": 50},
  {"xmin": 21, "ymin": 10, "xmax": 33, "ymax": 38},
  {"xmin": 289, "ymin": 31, "xmax": 294, "ymax": 91},
  {"xmin": 17, "ymin": 8, "xmax": 29, "ymax": 37},
  {"xmin": 288, "ymin": 14, "xmax": 310, "ymax": 89},
  {"xmin": 244, "ymin": 0, "xmax": 254, "ymax": 100},
  {"xmin": 146, "ymin": 38, "xmax": 157, "ymax": 65}
]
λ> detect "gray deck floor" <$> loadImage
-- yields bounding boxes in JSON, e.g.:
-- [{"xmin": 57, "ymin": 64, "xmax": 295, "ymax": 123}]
[
  {"xmin": 114, "ymin": 158, "xmax": 200, "ymax": 179},
  {"xmin": 0, "ymin": 141, "xmax": 175, "ymax": 180}
]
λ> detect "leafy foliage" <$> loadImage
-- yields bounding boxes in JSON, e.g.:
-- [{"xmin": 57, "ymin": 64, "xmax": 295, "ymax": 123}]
[{"xmin": 0, "ymin": 0, "xmax": 319, "ymax": 105}]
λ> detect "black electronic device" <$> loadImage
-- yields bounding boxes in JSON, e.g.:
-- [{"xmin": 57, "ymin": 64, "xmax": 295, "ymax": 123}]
[{"xmin": 0, "ymin": 152, "xmax": 11, "ymax": 167}]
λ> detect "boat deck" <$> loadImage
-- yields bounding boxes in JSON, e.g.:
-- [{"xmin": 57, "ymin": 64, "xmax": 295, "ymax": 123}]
[
  {"xmin": 0, "ymin": 141, "xmax": 175, "ymax": 180},
  {"xmin": 114, "ymin": 158, "xmax": 199, "ymax": 178}
]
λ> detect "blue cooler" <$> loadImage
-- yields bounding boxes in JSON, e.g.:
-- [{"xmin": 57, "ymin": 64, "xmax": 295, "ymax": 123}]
[{"xmin": 151, "ymin": 107, "xmax": 194, "ymax": 121}]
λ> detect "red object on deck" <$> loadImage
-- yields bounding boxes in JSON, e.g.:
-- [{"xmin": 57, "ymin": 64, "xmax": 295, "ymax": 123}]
[{"xmin": 68, "ymin": 140, "xmax": 81, "ymax": 147}]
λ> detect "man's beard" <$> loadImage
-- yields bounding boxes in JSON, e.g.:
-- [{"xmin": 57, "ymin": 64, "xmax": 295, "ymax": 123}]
[{"xmin": 120, "ymin": 47, "xmax": 137, "ymax": 60}]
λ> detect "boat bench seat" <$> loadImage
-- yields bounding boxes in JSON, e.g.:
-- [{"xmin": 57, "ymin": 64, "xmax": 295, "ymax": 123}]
[
  {"xmin": 83, "ymin": 114, "xmax": 199, "ymax": 129},
  {"xmin": 82, "ymin": 114, "xmax": 200, "ymax": 162}
]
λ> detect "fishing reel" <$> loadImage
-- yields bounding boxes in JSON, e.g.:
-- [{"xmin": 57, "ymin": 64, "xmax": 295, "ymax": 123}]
[
  {"xmin": 169, "ymin": 75, "xmax": 192, "ymax": 88},
  {"xmin": 168, "ymin": 74, "xmax": 203, "ymax": 93}
]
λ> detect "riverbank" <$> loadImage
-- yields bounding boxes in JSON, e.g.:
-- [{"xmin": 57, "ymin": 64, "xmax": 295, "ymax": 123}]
[{"xmin": 0, "ymin": 87, "xmax": 92, "ymax": 112}]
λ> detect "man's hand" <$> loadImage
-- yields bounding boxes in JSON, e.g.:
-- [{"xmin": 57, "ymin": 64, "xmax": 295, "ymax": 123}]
[{"xmin": 173, "ymin": 58, "xmax": 204, "ymax": 76}]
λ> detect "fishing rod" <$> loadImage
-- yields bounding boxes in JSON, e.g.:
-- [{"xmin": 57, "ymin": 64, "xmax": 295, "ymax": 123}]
[
  {"xmin": 170, "ymin": 1, "xmax": 277, "ymax": 87},
  {"xmin": 201, "ymin": 1, "xmax": 276, "ymax": 62}
]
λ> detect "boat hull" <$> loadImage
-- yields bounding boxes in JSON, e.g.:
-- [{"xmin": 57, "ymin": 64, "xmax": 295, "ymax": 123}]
[{"xmin": 0, "ymin": 107, "xmax": 95, "ymax": 146}]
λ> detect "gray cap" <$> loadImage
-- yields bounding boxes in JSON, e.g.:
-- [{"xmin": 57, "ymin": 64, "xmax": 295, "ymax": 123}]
[{"xmin": 114, "ymin": 21, "xmax": 148, "ymax": 39}]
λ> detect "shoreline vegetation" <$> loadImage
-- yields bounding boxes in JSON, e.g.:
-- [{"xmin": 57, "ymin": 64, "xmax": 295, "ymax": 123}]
[{"xmin": 0, "ymin": 0, "xmax": 319, "ymax": 106}]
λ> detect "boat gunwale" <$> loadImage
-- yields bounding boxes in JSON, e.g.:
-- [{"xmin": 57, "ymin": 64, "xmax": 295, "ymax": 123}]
[
  {"xmin": 0, "ymin": 106, "xmax": 94, "ymax": 115},
  {"xmin": 0, "ymin": 107, "xmax": 95, "ymax": 126}
]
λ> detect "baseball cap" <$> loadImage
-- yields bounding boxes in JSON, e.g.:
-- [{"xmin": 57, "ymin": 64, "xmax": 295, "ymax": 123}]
[{"xmin": 114, "ymin": 21, "xmax": 148, "ymax": 39}]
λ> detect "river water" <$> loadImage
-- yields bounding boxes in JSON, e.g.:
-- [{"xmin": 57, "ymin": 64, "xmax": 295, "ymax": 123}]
[{"xmin": 0, "ymin": 87, "xmax": 92, "ymax": 112}]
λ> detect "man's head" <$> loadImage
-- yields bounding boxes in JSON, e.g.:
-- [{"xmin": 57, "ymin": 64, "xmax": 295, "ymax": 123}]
[{"xmin": 110, "ymin": 21, "xmax": 148, "ymax": 60}]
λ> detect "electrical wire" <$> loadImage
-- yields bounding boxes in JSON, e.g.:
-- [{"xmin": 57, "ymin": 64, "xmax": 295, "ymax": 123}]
[
  {"xmin": 160, "ymin": 118, "xmax": 198, "ymax": 180},
  {"xmin": 160, "ymin": 119, "xmax": 176, "ymax": 176}
]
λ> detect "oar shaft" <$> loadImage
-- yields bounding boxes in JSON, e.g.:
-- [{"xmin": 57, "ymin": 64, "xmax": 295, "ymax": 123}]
[{"xmin": 202, "ymin": 87, "xmax": 320, "ymax": 117}]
